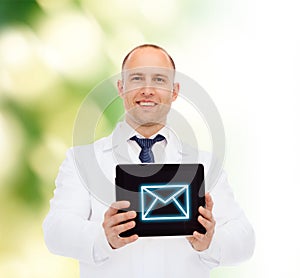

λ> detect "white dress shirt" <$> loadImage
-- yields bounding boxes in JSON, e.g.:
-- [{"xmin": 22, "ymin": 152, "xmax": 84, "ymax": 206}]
[
  {"xmin": 43, "ymin": 121, "xmax": 255, "ymax": 278},
  {"xmin": 127, "ymin": 123, "xmax": 169, "ymax": 163}
]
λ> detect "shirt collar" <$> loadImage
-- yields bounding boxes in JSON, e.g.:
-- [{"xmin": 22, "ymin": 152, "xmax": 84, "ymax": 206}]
[
  {"xmin": 101, "ymin": 121, "xmax": 193, "ymax": 162},
  {"xmin": 123, "ymin": 121, "xmax": 170, "ymax": 142},
  {"xmin": 102, "ymin": 121, "xmax": 179, "ymax": 153}
]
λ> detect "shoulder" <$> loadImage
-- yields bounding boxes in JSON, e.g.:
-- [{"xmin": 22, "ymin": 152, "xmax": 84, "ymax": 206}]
[
  {"xmin": 181, "ymin": 142, "xmax": 213, "ymax": 164},
  {"xmin": 69, "ymin": 135, "xmax": 112, "ymax": 163},
  {"xmin": 181, "ymin": 143, "xmax": 225, "ymax": 191},
  {"xmin": 60, "ymin": 131, "xmax": 113, "ymax": 169}
]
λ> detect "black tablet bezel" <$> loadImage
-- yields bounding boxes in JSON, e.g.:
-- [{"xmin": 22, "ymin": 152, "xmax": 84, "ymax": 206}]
[{"xmin": 115, "ymin": 164, "xmax": 206, "ymax": 237}]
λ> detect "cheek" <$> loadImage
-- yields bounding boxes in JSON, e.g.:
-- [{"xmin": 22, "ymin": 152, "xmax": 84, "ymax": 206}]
[
  {"xmin": 162, "ymin": 94, "xmax": 175, "ymax": 104},
  {"xmin": 122, "ymin": 93, "xmax": 135, "ymax": 109}
]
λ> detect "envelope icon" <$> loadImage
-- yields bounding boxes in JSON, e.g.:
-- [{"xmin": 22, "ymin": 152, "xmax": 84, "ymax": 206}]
[{"xmin": 141, "ymin": 184, "xmax": 190, "ymax": 221}]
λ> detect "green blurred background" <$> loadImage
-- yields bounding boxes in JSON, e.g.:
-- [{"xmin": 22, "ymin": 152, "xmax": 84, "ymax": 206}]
[{"xmin": 0, "ymin": 0, "xmax": 256, "ymax": 277}]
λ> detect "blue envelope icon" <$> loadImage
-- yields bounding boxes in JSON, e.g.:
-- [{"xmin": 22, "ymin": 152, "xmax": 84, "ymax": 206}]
[{"xmin": 141, "ymin": 184, "xmax": 190, "ymax": 221}]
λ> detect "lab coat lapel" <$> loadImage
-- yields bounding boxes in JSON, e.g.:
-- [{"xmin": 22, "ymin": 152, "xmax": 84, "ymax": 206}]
[
  {"xmin": 164, "ymin": 144, "xmax": 197, "ymax": 163},
  {"xmin": 114, "ymin": 142, "xmax": 132, "ymax": 163},
  {"xmin": 106, "ymin": 122, "xmax": 134, "ymax": 164},
  {"xmin": 107, "ymin": 122, "xmax": 198, "ymax": 164},
  {"xmin": 164, "ymin": 129, "xmax": 197, "ymax": 163}
]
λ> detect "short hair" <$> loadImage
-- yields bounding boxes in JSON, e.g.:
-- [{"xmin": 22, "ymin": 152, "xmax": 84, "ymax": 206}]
[{"xmin": 121, "ymin": 44, "xmax": 176, "ymax": 70}]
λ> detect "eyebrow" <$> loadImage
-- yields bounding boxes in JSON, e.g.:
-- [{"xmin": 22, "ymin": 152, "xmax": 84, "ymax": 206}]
[
  {"xmin": 128, "ymin": 72, "xmax": 144, "ymax": 77},
  {"xmin": 152, "ymin": 73, "xmax": 169, "ymax": 78},
  {"xmin": 128, "ymin": 73, "xmax": 170, "ymax": 78}
]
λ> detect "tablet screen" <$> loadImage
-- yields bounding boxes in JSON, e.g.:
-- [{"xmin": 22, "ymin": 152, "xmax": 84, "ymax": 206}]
[{"xmin": 115, "ymin": 164, "xmax": 206, "ymax": 237}]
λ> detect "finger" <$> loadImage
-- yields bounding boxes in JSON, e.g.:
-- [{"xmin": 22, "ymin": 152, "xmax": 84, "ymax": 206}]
[
  {"xmin": 186, "ymin": 237, "xmax": 194, "ymax": 247},
  {"xmin": 110, "ymin": 220, "xmax": 136, "ymax": 237},
  {"xmin": 193, "ymin": 231, "xmax": 205, "ymax": 241},
  {"xmin": 118, "ymin": 234, "xmax": 139, "ymax": 247},
  {"xmin": 186, "ymin": 230, "xmax": 205, "ymax": 243},
  {"xmin": 198, "ymin": 215, "xmax": 215, "ymax": 232},
  {"xmin": 105, "ymin": 201, "xmax": 130, "ymax": 218},
  {"xmin": 109, "ymin": 211, "xmax": 137, "ymax": 229},
  {"xmin": 198, "ymin": 206, "xmax": 213, "ymax": 221},
  {"xmin": 110, "ymin": 234, "xmax": 139, "ymax": 249},
  {"xmin": 186, "ymin": 236, "xmax": 197, "ymax": 246},
  {"xmin": 186, "ymin": 233, "xmax": 204, "ymax": 251},
  {"xmin": 186, "ymin": 236, "xmax": 193, "ymax": 242},
  {"xmin": 205, "ymin": 193, "xmax": 214, "ymax": 212}
]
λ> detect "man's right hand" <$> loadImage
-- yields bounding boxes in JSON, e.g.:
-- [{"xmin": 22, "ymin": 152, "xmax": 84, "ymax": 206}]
[{"xmin": 102, "ymin": 200, "xmax": 138, "ymax": 249}]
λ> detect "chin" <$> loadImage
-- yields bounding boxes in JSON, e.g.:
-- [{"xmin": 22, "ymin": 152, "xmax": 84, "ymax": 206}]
[
  {"xmin": 139, "ymin": 121, "xmax": 161, "ymax": 127},
  {"xmin": 128, "ymin": 114, "xmax": 166, "ymax": 127}
]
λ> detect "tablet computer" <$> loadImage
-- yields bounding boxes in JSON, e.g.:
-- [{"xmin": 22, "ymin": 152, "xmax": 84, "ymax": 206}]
[{"xmin": 115, "ymin": 164, "xmax": 206, "ymax": 237}]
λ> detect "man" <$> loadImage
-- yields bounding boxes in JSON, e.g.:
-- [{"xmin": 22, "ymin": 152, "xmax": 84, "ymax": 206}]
[{"xmin": 43, "ymin": 44, "xmax": 255, "ymax": 278}]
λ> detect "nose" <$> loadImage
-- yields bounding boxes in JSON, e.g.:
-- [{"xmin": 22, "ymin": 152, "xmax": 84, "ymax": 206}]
[{"xmin": 140, "ymin": 85, "xmax": 154, "ymax": 96}]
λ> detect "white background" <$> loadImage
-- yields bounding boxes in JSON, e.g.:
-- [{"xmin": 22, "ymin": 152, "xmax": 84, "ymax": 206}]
[
  {"xmin": 169, "ymin": 0, "xmax": 300, "ymax": 278},
  {"xmin": 171, "ymin": 0, "xmax": 300, "ymax": 277}
]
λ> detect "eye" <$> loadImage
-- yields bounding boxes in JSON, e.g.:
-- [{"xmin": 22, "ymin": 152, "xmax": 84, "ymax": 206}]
[
  {"xmin": 131, "ymin": 76, "xmax": 143, "ymax": 81},
  {"xmin": 153, "ymin": 77, "xmax": 166, "ymax": 83}
]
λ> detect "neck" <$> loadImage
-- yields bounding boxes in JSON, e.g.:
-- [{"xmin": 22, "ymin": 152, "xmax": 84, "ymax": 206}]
[{"xmin": 125, "ymin": 118, "xmax": 165, "ymax": 138}]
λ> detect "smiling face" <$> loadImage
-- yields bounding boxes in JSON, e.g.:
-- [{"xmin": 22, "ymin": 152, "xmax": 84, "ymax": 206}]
[{"xmin": 118, "ymin": 47, "xmax": 179, "ymax": 136}]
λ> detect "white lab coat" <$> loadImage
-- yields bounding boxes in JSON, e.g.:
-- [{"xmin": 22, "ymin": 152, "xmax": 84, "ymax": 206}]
[{"xmin": 43, "ymin": 122, "xmax": 255, "ymax": 278}]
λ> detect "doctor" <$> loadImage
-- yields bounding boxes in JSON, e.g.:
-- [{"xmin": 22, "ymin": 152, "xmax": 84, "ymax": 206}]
[{"xmin": 43, "ymin": 44, "xmax": 255, "ymax": 278}]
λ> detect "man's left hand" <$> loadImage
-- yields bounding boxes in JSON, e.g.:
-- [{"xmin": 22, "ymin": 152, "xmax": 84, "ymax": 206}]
[{"xmin": 187, "ymin": 193, "xmax": 215, "ymax": 251}]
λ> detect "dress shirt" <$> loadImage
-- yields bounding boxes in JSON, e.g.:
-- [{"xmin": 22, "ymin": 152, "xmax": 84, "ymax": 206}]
[
  {"xmin": 43, "ymin": 121, "xmax": 255, "ymax": 278},
  {"xmin": 126, "ymin": 122, "xmax": 169, "ymax": 163}
]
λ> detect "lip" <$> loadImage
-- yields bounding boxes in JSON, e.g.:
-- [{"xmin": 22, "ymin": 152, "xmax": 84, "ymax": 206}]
[{"xmin": 136, "ymin": 100, "xmax": 157, "ymax": 108}]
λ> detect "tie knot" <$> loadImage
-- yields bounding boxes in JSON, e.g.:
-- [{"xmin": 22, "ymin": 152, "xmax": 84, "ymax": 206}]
[
  {"xmin": 130, "ymin": 134, "xmax": 165, "ymax": 163},
  {"xmin": 130, "ymin": 134, "xmax": 165, "ymax": 149}
]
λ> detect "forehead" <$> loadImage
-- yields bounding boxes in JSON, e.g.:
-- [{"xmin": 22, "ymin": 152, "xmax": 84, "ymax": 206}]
[
  {"xmin": 123, "ymin": 47, "xmax": 174, "ymax": 70},
  {"xmin": 123, "ymin": 67, "xmax": 174, "ymax": 78}
]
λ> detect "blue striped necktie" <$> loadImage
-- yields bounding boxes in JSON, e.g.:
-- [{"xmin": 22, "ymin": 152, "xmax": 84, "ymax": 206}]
[{"xmin": 130, "ymin": 134, "xmax": 165, "ymax": 163}]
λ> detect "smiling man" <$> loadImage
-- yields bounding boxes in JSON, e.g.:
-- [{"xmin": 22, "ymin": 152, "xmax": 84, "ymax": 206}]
[
  {"xmin": 118, "ymin": 46, "xmax": 179, "ymax": 137},
  {"xmin": 43, "ymin": 44, "xmax": 255, "ymax": 278}
]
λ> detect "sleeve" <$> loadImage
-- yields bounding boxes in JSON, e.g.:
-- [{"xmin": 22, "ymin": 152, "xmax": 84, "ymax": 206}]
[
  {"xmin": 42, "ymin": 148, "xmax": 113, "ymax": 265},
  {"xmin": 198, "ymin": 170, "xmax": 255, "ymax": 268}
]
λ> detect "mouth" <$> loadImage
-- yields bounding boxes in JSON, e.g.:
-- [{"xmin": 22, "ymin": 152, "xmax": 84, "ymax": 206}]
[{"xmin": 136, "ymin": 101, "xmax": 157, "ymax": 107}]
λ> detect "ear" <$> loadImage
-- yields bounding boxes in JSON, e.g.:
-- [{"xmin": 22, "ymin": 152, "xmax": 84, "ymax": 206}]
[
  {"xmin": 117, "ymin": 79, "xmax": 124, "ymax": 97},
  {"xmin": 171, "ymin": 82, "xmax": 180, "ymax": 101}
]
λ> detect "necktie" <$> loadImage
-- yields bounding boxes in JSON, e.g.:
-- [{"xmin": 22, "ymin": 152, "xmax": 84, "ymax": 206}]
[{"xmin": 130, "ymin": 134, "xmax": 165, "ymax": 163}]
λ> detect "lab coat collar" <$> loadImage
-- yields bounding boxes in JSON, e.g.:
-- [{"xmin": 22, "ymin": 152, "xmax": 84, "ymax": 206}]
[{"xmin": 102, "ymin": 121, "xmax": 194, "ymax": 163}]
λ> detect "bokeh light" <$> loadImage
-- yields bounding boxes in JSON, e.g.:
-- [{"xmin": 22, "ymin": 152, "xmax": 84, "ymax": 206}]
[
  {"xmin": 37, "ymin": 9, "xmax": 104, "ymax": 84},
  {"xmin": 0, "ymin": 112, "xmax": 24, "ymax": 185},
  {"xmin": 0, "ymin": 26, "xmax": 57, "ymax": 101}
]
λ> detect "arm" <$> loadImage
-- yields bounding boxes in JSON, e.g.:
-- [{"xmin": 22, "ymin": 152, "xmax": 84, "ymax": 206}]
[
  {"xmin": 189, "ymin": 171, "xmax": 255, "ymax": 267},
  {"xmin": 43, "ymin": 148, "xmax": 112, "ymax": 265}
]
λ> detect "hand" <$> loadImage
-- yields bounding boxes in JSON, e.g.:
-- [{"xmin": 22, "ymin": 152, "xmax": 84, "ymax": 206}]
[
  {"xmin": 102, "ymin": 201, "xmax": 138, "ymax": 249},
  {"xmin": 187, "ymin": 193, "xmax": 215, "ymax": 251}
]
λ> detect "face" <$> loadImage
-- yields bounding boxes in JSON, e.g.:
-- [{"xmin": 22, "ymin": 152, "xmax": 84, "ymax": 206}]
[{"xmin": 118, "ymin": 47, "xmax": 179, "ymax": 129}]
